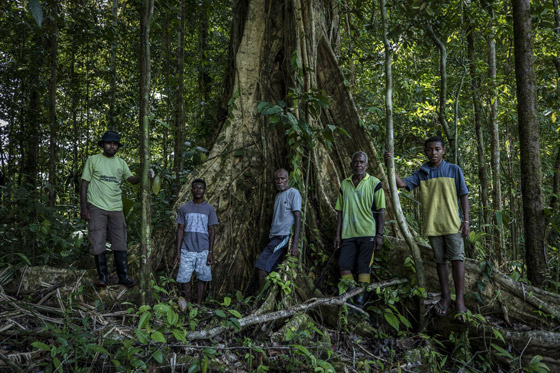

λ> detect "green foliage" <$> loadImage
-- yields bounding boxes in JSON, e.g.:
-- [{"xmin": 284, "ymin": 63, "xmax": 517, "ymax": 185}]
[{"xmin": 0, "ymin": 183, "xmax": 87, "ymax": 265}]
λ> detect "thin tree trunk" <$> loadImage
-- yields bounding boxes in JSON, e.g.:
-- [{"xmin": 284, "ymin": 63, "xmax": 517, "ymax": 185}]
[
  {"xmin": 553, "ymin": 0, "xmax": 560, "ymax": 76},
  {"xmin": 380, "ymin": 0, "xmax": 426, "ymax": 331},
  {"xmin": 139, "ymin": 0, "xmax": 154, "ymax": 301},
  {"xmin": 506, "ymin": 123, "xmax": 520, "ymax": 261},
  {"xmin": 24, "ymin": 34, "xmax": 41, "ymax": 190},
  {"xmin": 467, "ymin": 27, "xmax": 490, "ymax": 238},
  {"xmin": 47, "ymin": 0, "xmax": 58, "ymax": 208},
  {"xmin": 511, "ymin": 0, "xmax": 547, "ymax": 286},
  {"xmin": 426, "ymin": 24, "xmax": 455, "ymax": 160},
  {"xmin": 162, "ymin": 7, "xmax": 172, "ymax": 171},
  {"xmin": 487, "ymin": 10, "xmax": 503, "ymax": 263},
  {"xmin": 108, "ymin": 0, "xmax": 118, "ymax": 129},
  {"xmin": 549, "ymin": 0, "xmax": 560, "ymax": 212},
  {"xmin": 198, "ymin": 1, "xmax": 211, "ymax": 104},
  {"xmin": 174, "ymin": 0, "xmax": 186, "ymax": 188},
  {"xmin": 344, "ymin": 8, "xmax": 355, "ymax": 90},
  {"xmin": 70, "ymin": 46, "xmax": 80, "ymax": 201}
]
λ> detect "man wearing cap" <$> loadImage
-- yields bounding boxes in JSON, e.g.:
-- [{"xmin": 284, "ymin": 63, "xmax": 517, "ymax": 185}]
[{"xmin": 81, "ymin": 131, "xmax": 140, "ymax": 288}]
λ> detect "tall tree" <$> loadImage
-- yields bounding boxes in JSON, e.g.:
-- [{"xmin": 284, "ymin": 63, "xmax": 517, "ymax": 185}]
[
  {"xmin": 174, "ymin": 0, "xmax": 186, "ymax": 187},
  {"xmin": 139, "ymin": 0, "xmax": 154, "ymax": 300},
  {"xmin": 486, "ymin": 4, "xmax": 503, "ymax": 261},
  {"xmin": 161, "ymin": 0, "xmax": 392, "ymax": 292},
  {"xmin": 380, "ymin": 0, "xmax": 426, "ymax": 331},
  {"xmin": 511, "ymin": 0, "xmax": 547, "ymax": 285},
  {"xmin": 426, "ymin": 24, "xmax": 455, "ymax": 160},
  {"xmin": 47, "ymin": 0, "xmax": 58, "ymax": 207},
  {"xmin": 466, "ymin": 25, "xmax": 490, "ymax": 236},
  {"xmin": 108, "ymin": 0, "xmax": 118, "ymax": 129}
]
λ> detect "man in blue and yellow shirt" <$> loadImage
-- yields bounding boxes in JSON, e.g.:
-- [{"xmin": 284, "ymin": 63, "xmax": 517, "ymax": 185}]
[
  {"xmin": 387, "ymin": 136, "xmax": 470, "ymax": 322},
  {"xmin": 334, "ymin": 151, "xmax": 386, "ymax": 307}
]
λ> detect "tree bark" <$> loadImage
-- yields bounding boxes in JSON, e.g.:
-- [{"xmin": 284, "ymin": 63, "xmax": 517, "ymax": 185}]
[
  {"xmin": 139, "ymin": 0, "xmax": 154, "ymax": 302},
  {"xmin": 156, "ymin": 0, "xmax": 392, "ymax": 293},
  {"xmin": 511, "ymin": 0, "xmax": 547, "ymax": 286},
  {"xmin": 487, "ymin": 9, "xmax": 503, "ymax": 262},
  {"xmin": 47, "ymin": 0, "xmax": 58, "ymax": 208},
  {"xmin": 550, "ymin": 0, "xmax": 560, "ymax": 213},
  {"xmin": 380, "ymin": 0, "xmax": 426, "ymax": 331},
  {"xmin": 426, "ymin": 24, "xmax": 455, "ymax": 160},
  {"xmin": 467, "ymin": 26, "xmax": 490, "ymax": 237},
  {"xmin": 174, "ymin": 0, "xmax": 186, "ymax": 187},
  {"xmin": 108, "ymin": 0, "xmax": 118, "ymax": 129},
  {"xmin": 162, "ymin": 6, "xmax": 172, "ymax": 170}
]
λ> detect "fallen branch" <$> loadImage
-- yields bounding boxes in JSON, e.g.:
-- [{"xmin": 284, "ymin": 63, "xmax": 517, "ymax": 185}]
[
  {"xmin": 0, "ymin": 351, "xmax": 25, "ymax": 373},
  {"xmin": 186, "ymin": 278, "xmax": 408, "ymax": 340}
]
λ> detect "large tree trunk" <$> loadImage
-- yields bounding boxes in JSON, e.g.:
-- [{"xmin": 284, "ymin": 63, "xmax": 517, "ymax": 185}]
[
  {"xmin": 511, "ymin": 0, "xmax": 547, "ymax": 286},
  {"xmin": 155, "ymin": 0, "xmax": 391, "ymax": 293}
]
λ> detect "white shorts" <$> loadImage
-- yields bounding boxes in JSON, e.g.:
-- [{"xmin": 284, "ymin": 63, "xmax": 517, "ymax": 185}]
[{"xmin": 176, "ymin": 250, "xmax": 212, "ymax": 283}]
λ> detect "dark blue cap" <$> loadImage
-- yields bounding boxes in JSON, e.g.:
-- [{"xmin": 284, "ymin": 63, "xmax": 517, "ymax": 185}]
[{"xmin": 98, "ymin": 131, "xmax": 123, "ymax": 148}]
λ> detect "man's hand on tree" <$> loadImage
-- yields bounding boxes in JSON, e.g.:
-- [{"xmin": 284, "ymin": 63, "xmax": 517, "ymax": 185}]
[{"xmin": 206, "ymin": 252, "xmax": 213, "ymax": 265}]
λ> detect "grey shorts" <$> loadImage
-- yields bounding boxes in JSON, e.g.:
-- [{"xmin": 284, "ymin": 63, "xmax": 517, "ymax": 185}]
[
  {"xmin": 429, "ymin": 233, "xmax": 465, "ymax": 263},
  {"xmin": 87, "ymin": 204, "xmax": 127, "ymax": 255},
  {"xmin": 177, "ymin": 250, "xmax": 212, "ymax": 283}
]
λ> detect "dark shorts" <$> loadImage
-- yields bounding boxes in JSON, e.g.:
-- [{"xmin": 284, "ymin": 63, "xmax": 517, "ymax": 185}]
[
  {"xmin": 429, "ymin": 234, "xmax": 465, "ymax": 263},
  {"xmin": 87, "ymin": 203, "xmax": 127, "ymax": 255},
  {"xmin": 338, "ymin": 237, "xmax": 375, "ymax": 275},
  {"xmin": 255, "ymin": 235, "xmax": 290, "ymax": 273}
]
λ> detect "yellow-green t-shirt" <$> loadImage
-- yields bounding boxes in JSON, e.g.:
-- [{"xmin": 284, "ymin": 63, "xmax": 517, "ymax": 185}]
[
  {"xmin": 335, "ymin": 173, "xmax": 386, "ymax": 239},
  {"xmin": 81, "ymin": 153, "xmax": 133, "ymax": 211}
]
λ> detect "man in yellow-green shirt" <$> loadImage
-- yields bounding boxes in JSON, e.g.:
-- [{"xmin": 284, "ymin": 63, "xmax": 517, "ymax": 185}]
[
  {"xmin": 81, "ymin": 131, "xmax": 140, "ymax": 288},
  {"xmin": 334, "ymin": 151, "xmax": 386, "ymax": 307}
]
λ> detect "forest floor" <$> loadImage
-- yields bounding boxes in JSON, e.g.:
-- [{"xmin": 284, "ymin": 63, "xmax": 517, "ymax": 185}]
[{"xmin": 1, "ymin": 244, "xmax": 559, "ymax": 372}]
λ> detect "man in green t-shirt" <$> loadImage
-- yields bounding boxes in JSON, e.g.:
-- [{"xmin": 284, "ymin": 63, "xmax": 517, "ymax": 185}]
[
  {"xmin": 81, "ymin": 131, "xmax": 141, "ymax": 288},
  {"xmin": 334, "ymin": 151, "xmax": 386, "ymax": 307}
]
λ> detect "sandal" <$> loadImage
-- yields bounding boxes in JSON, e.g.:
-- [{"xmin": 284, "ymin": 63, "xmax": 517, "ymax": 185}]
[{"xmin": 433, "ymin": 301, "xmax": 449, "ymax": 317}]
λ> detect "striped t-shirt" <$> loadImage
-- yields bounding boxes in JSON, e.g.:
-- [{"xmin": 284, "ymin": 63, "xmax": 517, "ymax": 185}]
[
  {"xmin": 403, "ymin": 160, "xmax": 468, "ymax": 236},
  {"xmin": 335, "ymin": 173, "xmax": 386, "ymax": 239}
]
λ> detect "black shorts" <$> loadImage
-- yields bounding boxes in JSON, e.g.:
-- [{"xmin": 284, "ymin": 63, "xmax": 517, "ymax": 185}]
[
  {"xmin": 255, "ymin": 235, "xmax": 290, "ymax": 273},
  {"xmin": 338, "ymin": 237, "xmax": 375, "ymax": 275}
]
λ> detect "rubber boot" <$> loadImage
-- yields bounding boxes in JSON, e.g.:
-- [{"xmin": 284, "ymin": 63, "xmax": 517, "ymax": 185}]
[
  {"xmin": 353, "ymin": 282, "xmax": 369, "ymax": 308},
  {"xmin": 94, "ymin": 252, "xmax": 108, "ymax": 287},
  {"xmin": 113, "ymin": 251, "xmax": 137, "ymax": 288}
]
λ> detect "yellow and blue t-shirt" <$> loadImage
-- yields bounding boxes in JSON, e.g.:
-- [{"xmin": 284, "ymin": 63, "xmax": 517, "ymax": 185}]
[
  {"xmin": 335, "ymin": 173, "xmax": 386, "ymax": 239},
  {"xmin": 81, "ymin": 153, "xmax": 133, "ymax": 211},
  {"xmin": 403, "ymin": 160, "xmax": 468, "ymax": 236}
]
